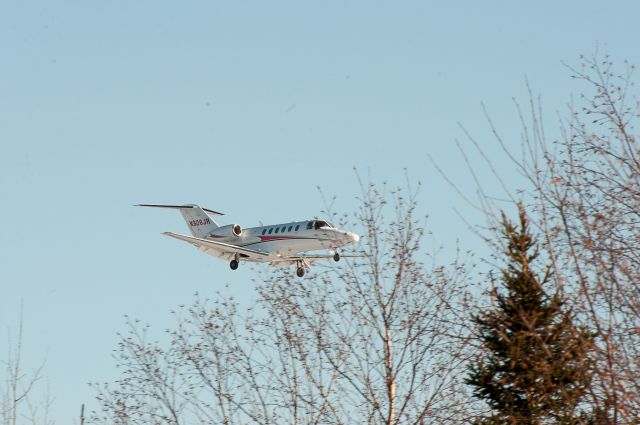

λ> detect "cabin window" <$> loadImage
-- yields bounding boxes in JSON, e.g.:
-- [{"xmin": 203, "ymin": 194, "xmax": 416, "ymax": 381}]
[
  {"xmin": 268, "ymin": 228, "xmax": 273, "ymax": 234},
  {"xmin": 261, "ymin": 229, "xmax": 266, "ymax": 235},
  {"xmin": 295, "ymin": 225, "xmax": 300, "ymax": 231},
  {"xmin": 275, "ymin": 228, "xmax": 279, "ymax": 234},
  {"xmin": 288, "ymin": 226, "xmax": 292, "ymax": 232},
  {"xmin": 282, "ymin": 227, "xmax": 286, "ymax": 232},
  {"xmin": 306, "ymin": 221, "xmax": 313, "ymax": 230}
]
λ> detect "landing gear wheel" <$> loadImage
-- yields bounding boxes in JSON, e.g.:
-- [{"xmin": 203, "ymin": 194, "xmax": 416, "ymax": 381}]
[
  {"xmin": 333, "ymin": 252, "xmax": 340, "ymax": 262},
  {"xmin": 230, "ymin": 259, "xmax": 239, "ymax": 270},
  {"xmin": 296, "ymin": 267, "xmax": 305, "ymax": 278}
]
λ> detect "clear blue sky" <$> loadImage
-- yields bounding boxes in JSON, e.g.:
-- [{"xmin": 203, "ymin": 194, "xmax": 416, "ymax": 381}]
[{"xmin": 1, "ymin": 1, "xmax": 639, "ymax": 422}]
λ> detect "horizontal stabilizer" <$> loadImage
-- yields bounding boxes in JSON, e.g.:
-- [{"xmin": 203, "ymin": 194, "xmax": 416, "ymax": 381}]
[{"xmin": 136, "ymin": 204, "xmax": 224, "ymax": 216}]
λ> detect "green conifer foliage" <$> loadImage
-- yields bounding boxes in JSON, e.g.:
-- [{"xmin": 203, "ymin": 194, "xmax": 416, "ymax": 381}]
[{"xmin": 467, "ymin": 206, "xmax": 594, "ymax": 425}]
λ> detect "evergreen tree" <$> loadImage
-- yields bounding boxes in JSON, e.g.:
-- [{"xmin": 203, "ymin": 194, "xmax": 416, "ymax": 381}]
[{"xmin": 467, "ymin": 206, "xmax": 594, "ymax": 424}]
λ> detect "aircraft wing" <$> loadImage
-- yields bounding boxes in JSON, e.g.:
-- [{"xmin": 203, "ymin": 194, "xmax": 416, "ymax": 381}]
[
  {"xmin": 162, "ymin": 232, "xmax": 270, "ymax": 260},
  {"xmin": 269, "ymin": 253, "xmax": 365, "ymax": 265}
]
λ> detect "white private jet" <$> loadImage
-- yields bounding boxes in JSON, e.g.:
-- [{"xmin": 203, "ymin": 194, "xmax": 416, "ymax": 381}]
[{"xmin": 138, "ymin": 204, "xmax": 361, "ymax": 277}]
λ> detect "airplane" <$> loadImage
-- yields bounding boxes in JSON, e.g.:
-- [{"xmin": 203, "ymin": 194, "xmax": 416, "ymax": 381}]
[{"xmin": 137, "ymin": 204, "xmax": 362, "ymax": 277}]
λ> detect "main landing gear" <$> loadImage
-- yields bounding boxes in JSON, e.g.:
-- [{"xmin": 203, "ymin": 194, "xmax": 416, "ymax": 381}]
[
  {"xmin": 296, "ymin": 267, "xmax": 305, "ymax": 277},
  {"xmin": 230, "ymin": 255, "xmax": 239, "ymax": 270},
  {"xmin": 333, "ymin": 252, "xmax": 340, "ymax": 262}
]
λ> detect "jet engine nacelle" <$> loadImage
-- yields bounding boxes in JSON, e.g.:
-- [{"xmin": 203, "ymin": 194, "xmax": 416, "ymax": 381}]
[{"xmin": 209, "ymin": 224, "xmax": 242, "ymax": 240}]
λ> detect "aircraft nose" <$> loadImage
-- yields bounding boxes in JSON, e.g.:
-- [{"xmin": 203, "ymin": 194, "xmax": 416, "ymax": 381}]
[{"xmin": 349, "ymin": 232, "xmax": 360, "ymax": 243}]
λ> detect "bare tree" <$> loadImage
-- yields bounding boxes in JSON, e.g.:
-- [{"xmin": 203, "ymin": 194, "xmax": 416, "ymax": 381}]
[
  {"xmin": 1, "ymin": 309, "xmax": 53, "ymax": 425},
  {"xmin": 452, "ymin": 53, "xmax": 640, "ymax": 422},
  {"xmin": 255, "ymin": 179, "xmax": 475, "ymax": 424},
  {"xmin": 91, "ymin": 180, "xmax": 475, "ymax": 424}
]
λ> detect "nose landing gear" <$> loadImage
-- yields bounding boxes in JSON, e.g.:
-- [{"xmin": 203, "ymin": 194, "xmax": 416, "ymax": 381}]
[
  {"xmin": 295, "ymin": 259, "xmax": 308, "ymax": 277},
  {"xmin": 333, "ymin": 252, "xmax": 340, "ymax": 262}
]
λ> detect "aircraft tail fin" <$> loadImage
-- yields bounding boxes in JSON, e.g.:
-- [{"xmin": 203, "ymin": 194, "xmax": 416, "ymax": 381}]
[{"xmin": 137, "ymin": 204, "xmax": 222, "ymax": 238}]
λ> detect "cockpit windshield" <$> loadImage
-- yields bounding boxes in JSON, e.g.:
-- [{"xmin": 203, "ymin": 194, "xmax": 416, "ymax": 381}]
[{"xmin": 306, "ymin": 220, "xmax": 334, "ymax": 230}]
